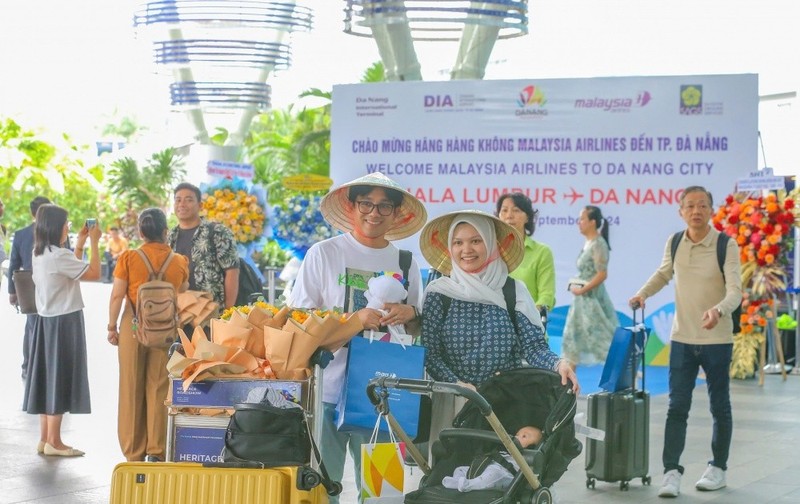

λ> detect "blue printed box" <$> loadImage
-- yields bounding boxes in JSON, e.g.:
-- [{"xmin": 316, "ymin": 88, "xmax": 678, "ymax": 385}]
[
  {"xmin": 173, "ymin": 425, "xmax": 226, "ymax": 464},
  {"xmin": 170, "ymin": 378, "xmax": 307, "ymax": 409}
]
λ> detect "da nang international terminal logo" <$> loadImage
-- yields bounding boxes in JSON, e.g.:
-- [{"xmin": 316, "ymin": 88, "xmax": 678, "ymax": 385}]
[
  {"xmin": 515, "ymin": 85, "xmax": 548, "ymax": 117},
  {"xmin": 680, "ymin": 84, "xmax": 703, "ymax": 115}
]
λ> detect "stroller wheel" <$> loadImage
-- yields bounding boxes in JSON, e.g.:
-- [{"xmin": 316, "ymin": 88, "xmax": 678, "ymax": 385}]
[
  {"xmin": 620, "ymin": 480, "xmax": 630, "ymax": 491},
  {"xmin": 586, "ymin": 477, "xmax": 596, "ymax": 489},
  {"xmin": 529, "ymin": 487, "xmax": 552, "ymax": 504}
]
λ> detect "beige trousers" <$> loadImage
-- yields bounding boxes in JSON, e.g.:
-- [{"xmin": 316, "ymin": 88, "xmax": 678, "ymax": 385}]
[{"xmin": 117, "ymin": 303, "xmax": 169, "ymax": 461}]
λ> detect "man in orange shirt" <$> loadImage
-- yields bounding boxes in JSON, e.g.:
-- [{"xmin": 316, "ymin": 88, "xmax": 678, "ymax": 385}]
[{"xmin": 104, "ymin": 227, "xmax": 129, "ymax": 283}]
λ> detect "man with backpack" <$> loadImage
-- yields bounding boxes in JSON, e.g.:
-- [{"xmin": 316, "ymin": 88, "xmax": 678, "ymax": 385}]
[
  {"xmin": 168, "ymin": 182, "xmax": 240, "ymax": 308},
  {"xmin": 629, "ymin": 186, "xmax": 742, "ymax": 497},
  {"xmin": 288, "ymin": 173, "xmax": 427, "ymax": 503}
]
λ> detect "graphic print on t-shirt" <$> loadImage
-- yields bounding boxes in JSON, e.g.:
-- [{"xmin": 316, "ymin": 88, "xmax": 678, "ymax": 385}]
[{"xmin": 342, "ymin": 266, "xmax": 374, "ymax": 314}]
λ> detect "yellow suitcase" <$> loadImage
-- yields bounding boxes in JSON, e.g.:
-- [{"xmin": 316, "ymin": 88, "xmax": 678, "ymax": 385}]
[{"xmin": 110, "ymin": 462, "xmax": 329, "ymax": 504}]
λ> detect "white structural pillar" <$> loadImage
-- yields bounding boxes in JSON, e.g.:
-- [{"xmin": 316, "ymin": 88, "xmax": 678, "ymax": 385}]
[
  {"xmin": 370, "ymin": 9, "xmax": 422, "ymax": 81},
  {"xmin": 450, "ymin": 2, "xmax": 502, "ymax": 80}
]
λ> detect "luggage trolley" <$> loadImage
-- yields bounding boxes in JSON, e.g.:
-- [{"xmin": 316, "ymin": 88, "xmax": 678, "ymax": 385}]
[
  {"xmin": 110, "ymin": 366, "xmax": 333, "ymax": 504},
  {"xmin": 165, "ymin": 367, "xmax": 324, "ymax": 465}
]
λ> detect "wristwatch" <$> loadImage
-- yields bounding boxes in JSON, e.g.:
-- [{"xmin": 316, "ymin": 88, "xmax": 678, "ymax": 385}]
[{"xmin": 716, "ymin": 307, "xmax": 723, "ymax": 317}]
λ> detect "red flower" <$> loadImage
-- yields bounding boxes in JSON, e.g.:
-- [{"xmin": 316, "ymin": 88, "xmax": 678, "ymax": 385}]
[{"xmin": 786, "ymin": 199, "xmax": 795, "ymax": 210}]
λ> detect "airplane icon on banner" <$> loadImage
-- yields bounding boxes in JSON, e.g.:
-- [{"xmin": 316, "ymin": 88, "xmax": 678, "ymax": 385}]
[{"xmin": 563, "ymin": 187, "xmax": 584, "ymax": 205}]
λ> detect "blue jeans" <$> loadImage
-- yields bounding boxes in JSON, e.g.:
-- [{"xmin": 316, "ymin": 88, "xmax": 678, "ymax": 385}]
[
  {"xmin": 320, "ymin": 402, "xmax": 372, "ymax": 504},
  {"xmin": 663, "ymin": 342, "xmax": 733, "ymax": 474}
]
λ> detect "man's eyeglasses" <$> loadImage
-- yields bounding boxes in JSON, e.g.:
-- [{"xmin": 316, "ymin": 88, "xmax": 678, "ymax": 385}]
[{"xmin": 356, "ymin": 200, "xmax": 395, "ymax": 216}]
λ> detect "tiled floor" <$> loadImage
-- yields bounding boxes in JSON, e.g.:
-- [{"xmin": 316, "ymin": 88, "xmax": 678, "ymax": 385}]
[{"xmin": 2, "ymin": 282, "xmax": 799, "ymax": 503}]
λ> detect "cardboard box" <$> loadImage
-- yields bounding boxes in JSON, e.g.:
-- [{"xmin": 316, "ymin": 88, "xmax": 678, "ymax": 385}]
[
  {"xmin": 171, "ymin": 414, "xmax": 228, "ymax": 463},
  {"xmin": 169, "ymin": 378, "xmax": 307, "ymax": 409}
]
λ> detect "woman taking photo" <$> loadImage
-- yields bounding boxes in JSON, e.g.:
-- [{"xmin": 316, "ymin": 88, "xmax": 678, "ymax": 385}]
[
  {"xmin": 561, "ymin": 205, "xmax": 619, "ymax": 369},
  {"xmin": 107, "ymin": 208, "xmax": 189, "ymax": 462},
  {"xmin": 496, "ymin": 192, "xmax": 556, "ymax": 314},
  {"xmin": 26, "ymin": 204, "xmax": 102, "ymax": 457}
]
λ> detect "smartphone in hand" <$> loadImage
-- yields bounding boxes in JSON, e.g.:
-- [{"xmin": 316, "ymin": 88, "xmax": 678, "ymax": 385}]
[{"xmin": 85, "ymin": 218, "xmax": 97, "ymax": 228}]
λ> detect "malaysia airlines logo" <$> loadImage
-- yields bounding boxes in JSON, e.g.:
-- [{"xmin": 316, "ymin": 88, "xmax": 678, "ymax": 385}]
[{"xmin": 574, "ymin": 91, "xmax": 652, "ymax": 112}]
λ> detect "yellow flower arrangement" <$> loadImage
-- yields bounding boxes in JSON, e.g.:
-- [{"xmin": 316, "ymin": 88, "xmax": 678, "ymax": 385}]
[
  {"xmin": 200, "ymin": 179, "xmax": 268, "ymax": 245},
  {"xmin": 220, "ymin": 302, "xmax": 344, "ymax": 323}
]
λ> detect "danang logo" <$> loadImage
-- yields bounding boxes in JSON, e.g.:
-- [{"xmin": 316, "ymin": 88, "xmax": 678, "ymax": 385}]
[
  {"xmin": 680, "ymin": 85, "xmax": 703, "ymax": 115},
  {"xmin": 574, "ymin": 91, "xmax": 652, "ymax": 112},
  {"xmin": 424, "ymin": 94, "xmax": 454, "ymax": 108},
  {"xmin": 515, "ymin": 85, "xmax": 548, "ymax": 117}
]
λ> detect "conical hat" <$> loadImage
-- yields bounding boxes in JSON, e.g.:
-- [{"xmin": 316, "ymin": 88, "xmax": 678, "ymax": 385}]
[
  {"xmin": 419, "ymin": 209, "xmax": 524, "ymax": 275},
  {"xmin": 320, "ymin": 173, "xmax": 427, "ymax": 240}
]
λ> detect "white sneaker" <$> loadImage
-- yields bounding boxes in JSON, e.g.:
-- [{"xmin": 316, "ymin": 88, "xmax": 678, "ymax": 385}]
[
  {"xmin": 658, "ymin": 469, "xmax": 681, "ymax": 498},
  {"xmin": 695, "ymin": 464, "xmax": 726, "ymax": 491}
]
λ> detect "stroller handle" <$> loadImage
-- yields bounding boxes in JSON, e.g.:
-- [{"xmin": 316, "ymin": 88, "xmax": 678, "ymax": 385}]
[{"xmin": 367, "ymin": 377, "xmax": 492, "ymax": 416}]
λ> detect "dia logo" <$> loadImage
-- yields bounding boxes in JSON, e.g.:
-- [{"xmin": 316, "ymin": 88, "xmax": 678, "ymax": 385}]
[{"xmin": 424, "ymin": 95, "xmax": 453, "ymax": 107}]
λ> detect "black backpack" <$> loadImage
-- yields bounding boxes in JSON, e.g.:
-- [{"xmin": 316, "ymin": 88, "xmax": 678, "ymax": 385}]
[
  {"xmin": 236, "ymin": 260, "xmax": 263, "ymax": 306},
  {"xmin": 669, "ymin": 231, "xmax": 742, "ymax": 334}
]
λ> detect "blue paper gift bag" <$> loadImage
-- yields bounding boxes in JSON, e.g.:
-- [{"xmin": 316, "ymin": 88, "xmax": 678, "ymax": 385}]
[
  {"xmin": 599, "ymin": 323, "xmax": 650, "ymax": 392},
  {"xmin": 336, "ymin": 336, "xmax": 426, "ymax": 438}
]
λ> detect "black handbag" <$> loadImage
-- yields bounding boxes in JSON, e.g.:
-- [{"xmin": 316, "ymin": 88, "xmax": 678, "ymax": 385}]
[
  {"xmin": 12, "ymin": 270, "xmax": 37, "ymax": 314},
  {"xmin": 224, "ymin": 402, "xmax": 311, "ymax": 467}
]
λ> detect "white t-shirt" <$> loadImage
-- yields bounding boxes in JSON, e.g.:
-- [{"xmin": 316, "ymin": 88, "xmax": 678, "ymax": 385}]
[
  {"xmin": 32, "ymin": 247, "xmax": 88, "ymax": 317},
  {"xmin": 288, "ymin": 233, "xmax": 423, "ymax": 404}
]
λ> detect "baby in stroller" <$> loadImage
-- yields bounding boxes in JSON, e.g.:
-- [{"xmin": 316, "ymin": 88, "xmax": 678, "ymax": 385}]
[
  {"xmin": 368, "ymin": 367, "xmax": 582, "ymax": 504},
  {"xmin": 442, "ymin": 425, "xmax": 543, "ymax": 492}
]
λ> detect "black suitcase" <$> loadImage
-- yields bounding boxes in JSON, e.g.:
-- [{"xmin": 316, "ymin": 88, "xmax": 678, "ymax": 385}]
[{"xmin": 585, "ymin": 308, "xmax": 652, "ymax": 491}]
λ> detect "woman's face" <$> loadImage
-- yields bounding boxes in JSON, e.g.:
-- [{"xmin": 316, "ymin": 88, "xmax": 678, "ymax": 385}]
[
  {"xmin": 498, "ymin": 198, "xmax": 527, "ymax": 235},
  {"xmin": 577, "ymin": 209, "xmax": 595, "ymax": 236},
  {"xmin": 451, "ymin": 222, "xmax": 488, "ymax": 273}
]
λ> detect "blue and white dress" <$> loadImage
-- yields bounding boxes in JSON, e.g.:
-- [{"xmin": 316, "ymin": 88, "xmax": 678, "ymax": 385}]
[{"xmin": 561, "ymin": 237, "xmax": 618, "ymax": 365}]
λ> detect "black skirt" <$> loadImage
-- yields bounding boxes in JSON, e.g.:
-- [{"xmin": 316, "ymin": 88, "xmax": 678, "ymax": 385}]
[{"xmin": 23, "ymin": 310, "xmax": 91, "ymax": 415}]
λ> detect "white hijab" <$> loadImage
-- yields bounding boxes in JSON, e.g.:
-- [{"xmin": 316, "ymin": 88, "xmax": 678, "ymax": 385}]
[{"xmin": 426, "ymin": 214, "xmax": 543, "ymax": 328}]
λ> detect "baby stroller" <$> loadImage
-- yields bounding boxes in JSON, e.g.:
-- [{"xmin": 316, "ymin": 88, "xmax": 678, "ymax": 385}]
[{"xmin": 367, "ymin": 367, "xmax": 582, "ymax": 504}]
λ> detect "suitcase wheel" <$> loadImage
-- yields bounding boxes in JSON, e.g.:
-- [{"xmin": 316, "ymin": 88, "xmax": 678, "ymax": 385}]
[
  {"xmin": 620, "ymin": 480, "xmax": 630, "ymax": 491},
  {"xmin": 586, "ymin": 477, "xmax": 596, "ymax": 489},
  {"xmin": 642, "ymin": 475, "xmax": 652, "ymax": 486}
]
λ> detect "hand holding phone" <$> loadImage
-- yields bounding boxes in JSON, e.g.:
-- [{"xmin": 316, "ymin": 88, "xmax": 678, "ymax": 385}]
[{"xmin": 85, "ymin": 218, "xmax": 97, "ymax": 228}]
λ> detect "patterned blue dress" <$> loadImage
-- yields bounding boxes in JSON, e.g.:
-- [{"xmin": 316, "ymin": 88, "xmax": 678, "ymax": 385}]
[
  {"xmin": 422, "ymin": 292, "xmax": 559, "ymax": 387},
  {"xmin": 561, "ymin": 237, "xmax": 618, "ymax": 364}
]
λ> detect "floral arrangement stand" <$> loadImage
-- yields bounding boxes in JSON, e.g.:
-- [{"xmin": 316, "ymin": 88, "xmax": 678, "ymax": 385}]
[
  {"xmin": 271, "ymin": 194, "xmax": 335, "ymax": 260},
  {"xmin": 758, "ymin": 313, "xmax": 788, "ymax": 384},
  {"xmin": 200, "ymin": 176, "xmax": 270, "ymax": 279},
  {"xmin": 713, "ymin": 189, "xmax": 799, "ymax": 382}
]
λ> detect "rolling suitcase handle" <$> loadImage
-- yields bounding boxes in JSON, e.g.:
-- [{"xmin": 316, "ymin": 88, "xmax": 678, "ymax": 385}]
[{"xmin": 630, "ymin": 304, "xmax": 647, "ymax": 393}]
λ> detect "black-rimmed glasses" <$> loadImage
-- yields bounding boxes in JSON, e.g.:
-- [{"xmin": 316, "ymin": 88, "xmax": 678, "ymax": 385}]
[{"xmin": 356, "ymin": 200, "xmax": 395, "ymax": 216}]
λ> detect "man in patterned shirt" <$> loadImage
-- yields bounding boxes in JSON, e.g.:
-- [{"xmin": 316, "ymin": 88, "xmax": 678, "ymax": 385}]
[{"xmin": 168, "ymin": 182, "xmax": 239, "ymax": 307}]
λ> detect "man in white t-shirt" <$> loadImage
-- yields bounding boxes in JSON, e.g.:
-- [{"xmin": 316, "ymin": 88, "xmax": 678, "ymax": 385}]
[{"xmin": 288, "ymin": 173, "xmax": 427, "ymax": 503}]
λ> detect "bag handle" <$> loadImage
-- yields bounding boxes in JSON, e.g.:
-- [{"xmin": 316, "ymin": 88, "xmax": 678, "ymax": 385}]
[
  {"xmin": 631, "ymin": 306, "xmax": 647, "ymax": 392},
  {"xmin": 370, "ymin": 413, "xmax": 398, "ymax": 445}
]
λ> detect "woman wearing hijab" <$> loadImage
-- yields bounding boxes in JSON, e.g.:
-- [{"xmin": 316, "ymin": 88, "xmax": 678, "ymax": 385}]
[{"xmin": 420, "ymin": 210, "xmax": 578, "ymax": 390}]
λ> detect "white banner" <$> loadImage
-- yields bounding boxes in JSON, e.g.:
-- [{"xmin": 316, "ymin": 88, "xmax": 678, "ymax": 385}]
[{"xmin": 330, "ymin": 75, "xmax": 758, "ymax": 353}]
